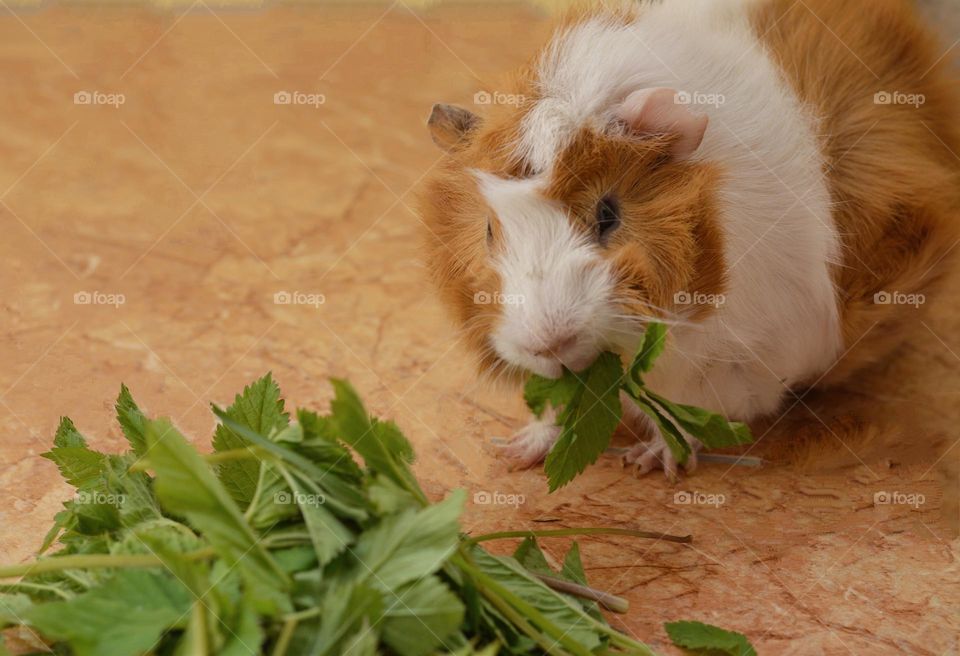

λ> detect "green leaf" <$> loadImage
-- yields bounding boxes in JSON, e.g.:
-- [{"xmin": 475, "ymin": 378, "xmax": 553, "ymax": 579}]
[
  {"xmin": 629, "ymin": 393, "xmax": 691, "ymax": 465},
  {"xmin": 115, "ymin": 384, "xmax": 148, "ymax": 456},
  {"xmin": 0, "ymin": 592, "xmax": 31, "ymax": 627},
  {"xmin": 665, "ymin": 620, "xmax": 757, "ymax": 656},
  {"xmin": 313, "ymin": 583, "xmax": 383, "ymax": 654},
  {"xmin": 146, "ymin": 418, "xmax": 290, "ymax": 615},
  {"xmin": 41, "ymin": 446, "xmax": 106, "ymax": 489},
  {"xmin": 381, "ymin": 575, "xmax": 465, "ymax": 656},
  {"xmin": 470, "ymin": 548, "xmax": 602, "ymax": 650},
  {"xmin": 524, "ymin": 370, "xmax": 579, "ymax": 418},
  {"xmin": 646, "ymin": 391, "xmax": 753, "ymax": 448},
  {"xmin": 53, "ymin": 416, "xmax": 86, "ymax": 448},
  {"xmin": 24, "ymin": 569, "xmax": 192, "ymax": 656},
  {"xmin": 544, "ymin": 352, "xmax": 623, "ymax": 491},
  {"xmin": 329, "ymin": 379, "xmax": 424, "ymax": 502},
  {"xmin": 351, "ymin": 490, "xmax": 465, "ymax": 590},
  {"xmin": 212, "ymin": 372, "xmax": 290, "ymax": 508},
  {"xmin": 512, "ymin": 537, "xmax": 553, "ymax": 577},
  {"xmin": 560, "ymin": 542, "xmax": 587, "ymax": 585},
  {"xmin": 631, "ymin": 322, "xmax": 668, "ymax": 379},
  {"xmin": 280, "ymin": 466, "xmax": 353, "ymax": 566}
]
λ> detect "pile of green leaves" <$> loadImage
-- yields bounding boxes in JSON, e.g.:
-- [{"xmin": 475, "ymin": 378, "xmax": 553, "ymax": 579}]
[
  {"xmin": 525, "ymin": 323, "xmax": 755, "ymax": 491},
  {"xmin": 0, "ymin": 374, "xmax": 755, "ymax": 656}
]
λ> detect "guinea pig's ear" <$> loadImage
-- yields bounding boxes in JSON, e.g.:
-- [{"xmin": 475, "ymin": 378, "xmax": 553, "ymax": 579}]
[
  {"xmin": 427, "ymin": 103, "xmax": 480, "ymax": 152},
  {"xmin": 616, "ymin": 88, "xmax": 708, "ymax": 160}
]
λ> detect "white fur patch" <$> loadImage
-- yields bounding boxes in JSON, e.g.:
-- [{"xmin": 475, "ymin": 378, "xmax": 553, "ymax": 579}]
[
  {"xmin": 474, "ymin": 171, "xmax": 621, "ymax": 379},
  {"xmin": 513, "ymin": 0, "xmax": 843, "ymax": 420}
]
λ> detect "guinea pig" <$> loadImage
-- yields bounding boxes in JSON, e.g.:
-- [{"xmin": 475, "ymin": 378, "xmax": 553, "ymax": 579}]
[{"xmin": 417, "ymin": 0, "xmax": 960, "ymax": 478}]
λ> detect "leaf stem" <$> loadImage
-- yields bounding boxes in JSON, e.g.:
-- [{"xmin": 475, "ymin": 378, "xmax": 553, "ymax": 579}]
[
  {"xmin": 0, "ymin": 548, "xmax": 217, "ymax": 579},
  {"xmin": 465, "ymin": 527, "xmax": 691, "ymax": 545},
  {"xmin": 532, "ymin": 574, "xmax": 629, "ymax": 614}
]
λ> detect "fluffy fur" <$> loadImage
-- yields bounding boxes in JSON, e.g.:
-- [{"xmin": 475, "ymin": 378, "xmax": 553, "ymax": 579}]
[{"xmin": 417, "ymin": 0, "xmax": 960, "ymax": 472}]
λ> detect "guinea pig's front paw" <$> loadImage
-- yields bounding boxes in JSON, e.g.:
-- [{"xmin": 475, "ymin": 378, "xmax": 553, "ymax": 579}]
[
  {"xmin": 622, "ymin": 434, "xmax": 702, "ymax": 482},
  {"xmin": 497, "ymin": 420, "xmax": 561, "ymax": 470}
]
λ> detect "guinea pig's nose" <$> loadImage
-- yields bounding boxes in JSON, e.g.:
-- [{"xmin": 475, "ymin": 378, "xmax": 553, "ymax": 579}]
[{"xmin": 531, "ymin": 333, "xmax": 577, "ymax": 358}]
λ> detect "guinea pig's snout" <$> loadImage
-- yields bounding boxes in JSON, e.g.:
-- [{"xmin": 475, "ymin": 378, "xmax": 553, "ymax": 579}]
[{"xmin": 528, "ymin": 332, "xmax": 577, "ymax": 359}]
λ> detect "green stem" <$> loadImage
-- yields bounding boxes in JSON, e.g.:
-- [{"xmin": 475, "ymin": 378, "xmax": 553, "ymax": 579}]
[
  {"xmin": 465, "ymin": 527, "xmax": 691, "ymax": 544},
  {"xmin": 0, "ymin": 548, "xmax": 217, "ymax": 579},
  {"xmin": 271, "ymin": 617, "xmax": 298, "ymax": 656}
]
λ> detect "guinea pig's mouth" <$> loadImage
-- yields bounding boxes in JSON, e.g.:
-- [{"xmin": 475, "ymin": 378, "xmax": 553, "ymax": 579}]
[{"xmin": 494, "ymin": 332, "xmax": 601, "ymax": 380}]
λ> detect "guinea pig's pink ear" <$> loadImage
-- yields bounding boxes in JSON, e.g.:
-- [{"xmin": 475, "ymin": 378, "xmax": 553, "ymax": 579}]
[
  {"xmin": 427, "ymin": 103, "xmax": 480, "ymax": 152},
  {"xmin": 616, "ymin": 88, "xmax": 708, "ymax": 160}
]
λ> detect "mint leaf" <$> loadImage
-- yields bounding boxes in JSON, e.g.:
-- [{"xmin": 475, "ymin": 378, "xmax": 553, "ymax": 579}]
[
  {"xmin": 115, "ymin": 384, "xmax": 148, "ymax": 455},
  {"xmin": 665, "ymin": 620, "xmax": 757, "ymax": 656},
  {"xmin": 25, "ymin": 570, "xmax": 191, "ymax": 656},
  {"xmin": 544, "ymin": 351, "xmax": 623, "ymax": 491},
  {"xmin": 212, "ymin": 372, "xmax": 289, "ymax": 508}
]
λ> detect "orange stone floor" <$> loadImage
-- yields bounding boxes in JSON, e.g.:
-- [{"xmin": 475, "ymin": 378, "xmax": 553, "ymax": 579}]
[{"xmin": 0, "ymin": 4, "xmax": 957, "ymax": 655}]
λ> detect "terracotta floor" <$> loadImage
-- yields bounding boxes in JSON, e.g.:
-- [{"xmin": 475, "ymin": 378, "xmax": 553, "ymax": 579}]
[{"xmin": 0, "ymin": 4, "xmax": 958, "ymax": 655}]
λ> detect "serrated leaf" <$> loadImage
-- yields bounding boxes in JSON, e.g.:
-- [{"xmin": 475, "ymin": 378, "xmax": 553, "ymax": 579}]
[
  {"xmin": 41, "ymin": 446, "xmax": 106, "ymax": 489},
  {"xmin": 646, "ymin": 391, "xmax": 753, "ymax": 448},
  {"xmin": 212, "ymin": 372, "xmax": 289, "ymax": 508},
  {"xmin": 115, "ymin": 384, "xmax": 148, "ymax": 456},
  {"xmin": 313, "ymin": 583, "xmax": 383, "ymax": 654},
  {"xmin": 329, "ymin": 379, "xmax": 423, "ymax": 501},
  {"xmin": 513, "ymin": 537, "xmax": 553, "ymax": 577},
  {"xmin": 544, "ymin": 352, "xmax": 623, "ymax": 491},
  {"xmin": 146, "ymin": 418, "xmax": 290, "ymax": 615},
  {"xmin": 351, "ymin": 490, "xmax": 464, "ymax": 590},
  {"xmin": 280, "ymin": 466, "xmax": 353, "ymax": 566},
  {"xmin": 24, "ymin": 569, "xmax": 192, "ymax": 656},
  {"xmin": 523, "ymin": 370, "xmax": 579, "ymax": 418},
  {"xmin": 52, "ymin": 417, "xmax": 86, "ymax": 448},
  {"xmin": 665, "ymin": 620, "xmax": 757, "ymax": 656},
  {"xmin": 381, "ymin": 575, "xmax": 465, "ymax": 656}
]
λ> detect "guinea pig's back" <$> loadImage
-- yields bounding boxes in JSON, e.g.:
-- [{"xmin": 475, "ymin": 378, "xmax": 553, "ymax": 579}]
[{"xmin": 752, "ymin": 0, "xmax": 960, "ymax": 384}]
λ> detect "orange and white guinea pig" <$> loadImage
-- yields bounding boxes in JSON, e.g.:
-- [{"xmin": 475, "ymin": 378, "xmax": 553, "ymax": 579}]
[{"xmin": 417, "ymin": 0, "xmax": 960, "ymax": 478}]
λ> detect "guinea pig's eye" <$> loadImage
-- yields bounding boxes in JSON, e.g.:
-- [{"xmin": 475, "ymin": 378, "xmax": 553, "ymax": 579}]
[
  {"xmin": 596, "ymin": 195, "xmax": 620, "ymax": 242},
  {"xmin": 486, "ymin": 219, "xmax": 494, "ymax": 246}
]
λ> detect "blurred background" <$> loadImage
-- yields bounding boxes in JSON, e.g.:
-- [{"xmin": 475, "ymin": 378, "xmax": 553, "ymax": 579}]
[{"xmin": 0, "ymin": 1, "xmax": 957, "ymax": 654}]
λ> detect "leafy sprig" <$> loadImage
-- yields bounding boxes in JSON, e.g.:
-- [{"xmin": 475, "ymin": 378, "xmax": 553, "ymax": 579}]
[{"xmin": 525, "ymin": 322, "xmax": 755, "ymax": 490}]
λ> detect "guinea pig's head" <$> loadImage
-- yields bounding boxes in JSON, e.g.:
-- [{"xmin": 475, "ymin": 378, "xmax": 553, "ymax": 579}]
[{"xmin": 418, "ymin": 87, "xmax": 726, "ymax": 382}]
